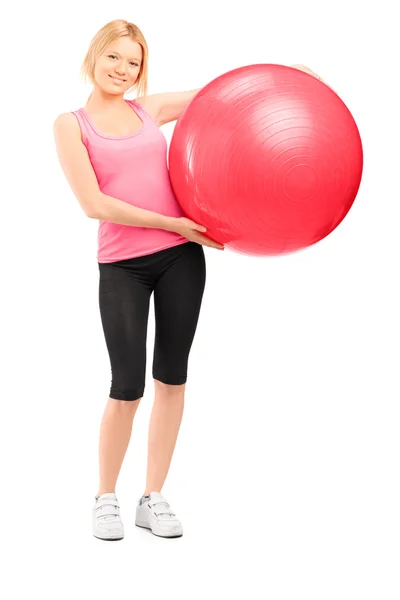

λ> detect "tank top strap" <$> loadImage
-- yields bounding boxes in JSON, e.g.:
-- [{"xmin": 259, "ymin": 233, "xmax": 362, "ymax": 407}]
[
  {"xmin": 126, "ymin": 99, "xmax": 159, "ymax": 128},
  {"xmin": 71, "ymin": 109, "xmax": 91, "ymax": 147}
]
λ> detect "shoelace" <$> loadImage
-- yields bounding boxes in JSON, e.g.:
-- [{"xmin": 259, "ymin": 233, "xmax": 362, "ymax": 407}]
[{"xmin": 95, "ymin": 500, "xmax": 121, "ymax": 523}]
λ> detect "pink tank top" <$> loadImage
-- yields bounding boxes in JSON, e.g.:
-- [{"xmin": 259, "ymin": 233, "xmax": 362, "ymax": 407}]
[{"xmin": 72, "ymin": 100, "xmax": 188, "ymax": 262}]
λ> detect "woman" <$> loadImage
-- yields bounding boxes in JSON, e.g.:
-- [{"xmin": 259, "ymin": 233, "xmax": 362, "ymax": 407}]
[{"xmin": 53, "ymin": 18, "xmax": 327, "ymax": 541}]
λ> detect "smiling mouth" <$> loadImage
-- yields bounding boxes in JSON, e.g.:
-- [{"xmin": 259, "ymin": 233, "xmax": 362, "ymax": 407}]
[{"xmin": 109, "ymin": 75, "xmax": 126, "ymax": 82}]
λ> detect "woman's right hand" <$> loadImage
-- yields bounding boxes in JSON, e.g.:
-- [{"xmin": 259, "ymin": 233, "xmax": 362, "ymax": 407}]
[{"xmin": 170, "ymin": 217, "xmax": 225, "ymax": 250}]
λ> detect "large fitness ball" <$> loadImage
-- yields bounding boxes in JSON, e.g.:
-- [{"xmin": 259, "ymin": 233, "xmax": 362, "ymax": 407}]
[{"xmin": 169, "ymin": 64, "xmax": 363, "ymax": 256}]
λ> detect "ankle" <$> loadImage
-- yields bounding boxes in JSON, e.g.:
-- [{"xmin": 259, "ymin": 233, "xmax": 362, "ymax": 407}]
[
  {"xmin": 96, "ymin": 490, "xmax": 116, "ymax": 497},
  {"xmin": 143, "ymin": 489, "xmax": 161, "ymax": 496}
]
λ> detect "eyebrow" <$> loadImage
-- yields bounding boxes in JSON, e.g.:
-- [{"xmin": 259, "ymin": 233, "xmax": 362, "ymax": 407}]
[{"xmin": 108, "ymin": 50, "xmax": 141, "ymax": 61}]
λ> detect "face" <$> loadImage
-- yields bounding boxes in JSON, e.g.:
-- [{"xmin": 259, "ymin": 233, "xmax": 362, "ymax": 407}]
[{"xmin": 94, "ymin": 37, "xmax": 143, "ymax": 94}]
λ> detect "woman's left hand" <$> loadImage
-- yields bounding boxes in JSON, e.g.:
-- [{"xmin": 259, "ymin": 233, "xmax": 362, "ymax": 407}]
[{"xmin": 290, "ymin": 64, "xmax": 336, "ymax": 92}]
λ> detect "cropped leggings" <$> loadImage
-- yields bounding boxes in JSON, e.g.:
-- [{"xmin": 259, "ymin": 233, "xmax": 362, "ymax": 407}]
[{"xmin": 98, "ymin": 241, "xmax": 206, "ymax": 401}]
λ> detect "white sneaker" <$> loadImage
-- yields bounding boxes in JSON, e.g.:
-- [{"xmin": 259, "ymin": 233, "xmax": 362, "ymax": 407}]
[
  {"xmin": 93, "ymin": 492, "xmax": 124, "ymax": 541},
  {"xmin": 135, "ymin": 492, "xmax": 183, "ymax": 538}
]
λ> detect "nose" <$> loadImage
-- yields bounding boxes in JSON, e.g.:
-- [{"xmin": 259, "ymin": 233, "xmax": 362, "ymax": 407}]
[{"xmin": 114, "ymin": 61, "xmax": 127, "ymax": 76}]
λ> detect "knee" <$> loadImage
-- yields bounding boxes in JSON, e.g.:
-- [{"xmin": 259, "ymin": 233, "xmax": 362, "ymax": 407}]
[
  {"xmin": 107, "ymin": 397, "xmax": 141, "ymax": 414},
  {"xmin": 154, "ymin": 379, "xmax": 186, "ymax": 397}
]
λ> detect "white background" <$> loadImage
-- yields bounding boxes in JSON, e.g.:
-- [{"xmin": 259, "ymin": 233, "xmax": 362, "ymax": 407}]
[{"xmin": 2, "ymin": 0, "xmax": 399, "ymax": 598}]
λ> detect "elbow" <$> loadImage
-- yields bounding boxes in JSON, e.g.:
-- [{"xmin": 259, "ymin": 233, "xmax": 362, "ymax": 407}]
[
  {"xmin": 85, "ymin": 206, "xmax": 98, "ymax": 219},
  {"xmin": 83, "ymin": 194, "xmax": 103, "ymax": 219}
]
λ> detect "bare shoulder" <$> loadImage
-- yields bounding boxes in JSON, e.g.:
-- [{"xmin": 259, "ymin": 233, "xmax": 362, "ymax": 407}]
[
  {"xmin": 53, "ymin": 112, "xmax": 85, "ymax": 149},
  {"xmin": 53, "ymin": 112, "xmax": 83, "ymax": 146},
  {"xmin": 53, "ymin": 113, "xmax": 82, "ymax": 145},
  {"xmin": 53, "ymin": 111, "xmax": 79, "ymax": 131},
  {"xmin": 135, "ymin": 96, "xmax": 161, "ymax": 124}
]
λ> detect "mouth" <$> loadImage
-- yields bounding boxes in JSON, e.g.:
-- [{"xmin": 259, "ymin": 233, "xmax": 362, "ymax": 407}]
[{"xmin": 109, "ymin": 75, "xmax": 126, "ymax": 83}]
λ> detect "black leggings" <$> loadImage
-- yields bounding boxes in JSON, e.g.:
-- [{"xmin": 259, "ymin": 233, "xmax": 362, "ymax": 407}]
[{"xmin": 98, "ymin": 241, "xmax": 206, "ymax": 401}]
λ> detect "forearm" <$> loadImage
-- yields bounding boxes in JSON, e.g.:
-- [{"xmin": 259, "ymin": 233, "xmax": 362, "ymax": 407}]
[{"xmin": 89, "ymin": 192, "xmax": 176, "ymax": 231}]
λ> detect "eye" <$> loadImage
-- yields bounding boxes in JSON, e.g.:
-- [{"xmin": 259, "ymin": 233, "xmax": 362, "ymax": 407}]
[{"xmin": 108, "ymin": 55, "xmax": 139, "ymax": 68}]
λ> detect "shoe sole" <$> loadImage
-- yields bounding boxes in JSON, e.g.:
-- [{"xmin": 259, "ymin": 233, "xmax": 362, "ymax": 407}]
[
  {"xmin": 93, "ymin": 534, "xmax": 124, "ymax": 541},
  {"xmin": 135, "ymin": 521, "xmax": 183, "ymax": 538}
]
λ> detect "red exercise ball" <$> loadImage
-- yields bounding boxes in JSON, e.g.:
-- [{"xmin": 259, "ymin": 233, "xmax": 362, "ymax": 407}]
[{"xmin": 169, "ymin": 64, "xmax": 363, "ymax": 256}]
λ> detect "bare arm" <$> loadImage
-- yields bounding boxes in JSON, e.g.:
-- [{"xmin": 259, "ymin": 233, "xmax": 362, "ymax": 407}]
[
  {"xmin": 53, "ymin": 113, "xmax": 224, "ymax": 249},
  {"xmin": 53, "ymin": 112, "xmax": 176, "ymax": 229},
  {"xmin": 137, "ymin": 65, "xmax": 335, "ymax": 127},
  {"xmin": 92, "ymin": 192, "xmax": 176, "ymax": 230},
  {"xmin": 137, "ymin": 89, "xmax": 201, "ymax": 126}
]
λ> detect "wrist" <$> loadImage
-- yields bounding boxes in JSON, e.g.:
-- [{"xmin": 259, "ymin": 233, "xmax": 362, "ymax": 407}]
[{"xmin": 161, "ymin": 215, "xmax": 178, "ymax": 232}]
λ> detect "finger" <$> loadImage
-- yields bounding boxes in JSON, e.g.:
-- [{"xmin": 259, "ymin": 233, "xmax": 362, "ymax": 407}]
[
  {"xmin": 200, "ymin": 241, "xmax": 224, "ymax": 250},
  {"xmin": 186, "ymin": 219, "xmax": 206, "ymax": 232},
  {"xmin": 196, "ymin": 234, "xmax": 224, "ymax": 249}
]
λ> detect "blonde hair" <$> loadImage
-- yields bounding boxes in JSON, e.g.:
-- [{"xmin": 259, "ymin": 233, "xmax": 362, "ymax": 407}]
[{"xmin": 80, "ymin": 19, "xmax": 149, "ymax": 100}]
